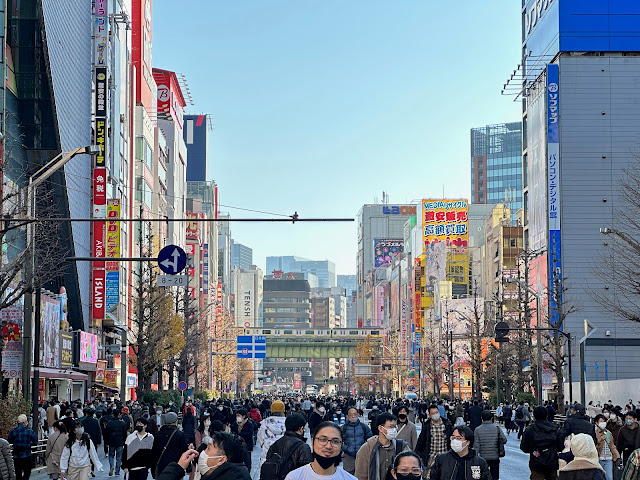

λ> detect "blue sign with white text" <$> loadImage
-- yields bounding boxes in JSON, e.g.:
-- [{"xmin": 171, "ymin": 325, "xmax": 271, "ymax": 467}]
[{"xmin": 237, "ymin": 335, "xmax": 266, "ymax": 359}]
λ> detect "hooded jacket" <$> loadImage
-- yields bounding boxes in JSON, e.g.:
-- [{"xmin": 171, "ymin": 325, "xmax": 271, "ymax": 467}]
[
  {"xmin": 521, "ymin": 420, "xmax": 560, "ymax": 472},
  {"xmin": 257, "ymin": 415, "xmax": 286, "ymax": 465},
  {"xmin": 428, "ymin": 450, "xmax": 491, "ymax": 480},
  {"xmin": 558, "ymin": 433, "xmax": 606, "ymax": 480}
]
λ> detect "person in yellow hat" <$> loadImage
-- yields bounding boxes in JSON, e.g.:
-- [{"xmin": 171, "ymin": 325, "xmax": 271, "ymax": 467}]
[{"xmin": 257, "ymin": 401, "xmax": 286, "ymax": 466}]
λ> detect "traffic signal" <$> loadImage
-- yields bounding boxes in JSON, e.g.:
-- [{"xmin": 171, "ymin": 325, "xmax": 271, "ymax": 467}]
[{"xmin": 495, "ymin": 321, "xmax": 510, "ymax": 343}]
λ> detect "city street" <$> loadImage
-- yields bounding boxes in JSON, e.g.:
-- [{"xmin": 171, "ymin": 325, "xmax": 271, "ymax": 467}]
[{"xmin": 29, "ymin": 418, "xmax": 530, "ymax": 480}]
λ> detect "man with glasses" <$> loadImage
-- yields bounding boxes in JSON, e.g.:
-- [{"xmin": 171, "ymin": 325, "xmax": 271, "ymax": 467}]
[
  {"xmin": 355, "ymin": 413, "xmax": 408, "ymax": 480},
  {"xmin": 428, "ymin": 426, "xmax": 491, "ymax": 480}
]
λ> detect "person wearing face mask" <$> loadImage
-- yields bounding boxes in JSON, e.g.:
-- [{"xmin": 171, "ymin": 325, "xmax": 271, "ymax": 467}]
[
  {"xmin": 390, "ymin": 452, "xmax": 423, "ymax": 480},
  {"xmin": 395, "ymin": 406, "xmax": 417, "ymax": 452},
  {"xmin": 310, "ymin": 402, "xmax": 330, "ymax": 435},
  {"xmin": 230, "ymin": 409, "xmax": 254, "ymax": 472},
  {"xmin": 79, "ymin": 410, "xmax": 102, "ymax": 458},
  {"xmin": 59, "ymin": 422, "xmax": 103, "ymax": 480},
  {"xmin": 122, "ymin": 418, "xmax": 154, "ymax": 480},
  {"xmin": 616, "ymin": 411, "xmax": 640, "ymax": 467},
  {"xmin": 354, "ymin": 413, "xmax": 408, "ymax": 480},
  {"xmin": 285, "ymin": 421, "xmax": 356, "ymax": 479},
  {"xmin": 193, "ymin": 431, "xmax": 250, "ymax": 480},
  {"xmin": 333, "ymin": 409, "xmax": 346, "ymax": 427},
  {"xmin": 342, "ymin": 407, "xmax": 373, "ymax": 475},
  {"xmin": 182, "ymin": 407, "xmax": 197, "ymax": 446},
  {"xmin": 605, "ymin": 409, "xmax": 623, "ymax": 445},
  {"xmin": 594, "ymin": 414, "xmax": 622, "ymax": 480},
  {"xmin": 415, "ymin": 405, "xmax": 453, "ymax": 474},
  {"xmin": 428, "ymin": 426, "xmax": 490, "ymax": 480},
  {"xmin": 196, "ymin": 416, "xmax": 213, "ymax": 450},
  {"xmin": 211, "ymin": 403, "xmax": 227, "ymax": 426}
]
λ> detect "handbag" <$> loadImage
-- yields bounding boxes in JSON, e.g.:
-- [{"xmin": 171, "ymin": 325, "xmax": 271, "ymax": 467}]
[
  {"xmin": 155, "ymin": 429, "xmax": 178, "ymax": 475},
  {"xmin": 496, "ymin": 425, "xmax": 505, "ymax": 457}
]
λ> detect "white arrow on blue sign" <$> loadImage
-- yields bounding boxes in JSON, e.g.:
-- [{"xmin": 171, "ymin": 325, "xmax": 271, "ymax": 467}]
[
  {"xmin": 237, "ymin": 335, "xmax": 266, "ymax": 359},
  {"xmin": 157, "ymin": 245, "xmax": 187, "ymax": 275}
]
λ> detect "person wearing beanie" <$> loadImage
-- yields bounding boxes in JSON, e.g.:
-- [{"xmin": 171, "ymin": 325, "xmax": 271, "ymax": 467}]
[
  {"xmin": 150, "ymin": 412, "xmax": 188, "ymax": 479},
  {"xmin": 257, "ymin": 400, "xmax": 287, "ymax": 466},
  {"xmin": 558, "ymin": 433, "xmax": 606, "ymax": 480}
]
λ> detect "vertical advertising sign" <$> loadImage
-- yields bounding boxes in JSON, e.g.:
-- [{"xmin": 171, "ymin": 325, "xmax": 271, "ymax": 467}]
[
  {"xmin": 203, "ymin": 244, "xmax": 209, "ymax": 296},
  {"xmin": 106, "ymin": 200, "xmax": 120, "ymax": 316},
  {"xmin": 546, "ymin": 64, "xmax": 561, "ymax": 327},
  {"xmin": 422, "ymin": 199, "xmax": 469, "ymax": 249}
]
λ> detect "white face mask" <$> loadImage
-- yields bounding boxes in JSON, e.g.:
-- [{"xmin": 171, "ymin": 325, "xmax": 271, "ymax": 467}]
[
  {"xmin": 218, "ymin": 406, "xmax": 224, "ymax": 411},
  {"xmin": 204, "ymin": 419, "xmax": 211, "ymax": 427},
  {"xmin": 384, "ymin": 426, "xmax": 398, "ymax": 440},
  {"xmin": 598, "ymin": 422, "xmax": 607, "ymax": 430},
  {"xmin": 197, "ymin": 451, "xmax": 224, "ymax": 474},
  {"xmin": 604, "ymin": 412, "xmax": 610, "ymax": 419},
  {"xmin": 236, "ymin": 417, "xmax": 243, "ymax": 423},
  {"xmin": 431, "ymin": 413, "xmax": 441, "ymax": 422},
  {"xmin": 610, "ymin": 414, "xmax": 617, "ymax": 420},
  {"xmin": 451, "ymin": 439, "xmax": 466, "ymax": 453},
  {"xmin": 318, "ymin": 407, "xmax": 325, "ymax": 413}
]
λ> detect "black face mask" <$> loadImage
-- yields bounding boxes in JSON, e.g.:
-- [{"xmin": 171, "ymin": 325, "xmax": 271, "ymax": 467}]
[
  {"xmin": 398, "ymin": 414, "xmax": 407, "ymax": 422},
  {"xmin": 313, "ymin": 451, "xmax": 341, "ymax": 469},
  {"xmin": 396, "ymin": 473, "xmax": 421, "ymax": 480},
  {"xmin": 135, "ymin": 426, "xmax": 144, "ymax": 432}
]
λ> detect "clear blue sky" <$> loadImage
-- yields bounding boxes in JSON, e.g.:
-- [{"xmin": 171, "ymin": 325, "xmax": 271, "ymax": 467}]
[{"xmin": 153, "ymin": 1, "xmax": 522, "ymax": 276}]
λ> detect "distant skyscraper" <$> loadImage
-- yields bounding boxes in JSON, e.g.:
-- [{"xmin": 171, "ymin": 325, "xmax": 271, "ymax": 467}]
[
  {"xmin": 337, "ymin": 275, "xmax": 357, "ymax": 327},
  {"xmin": 232, "ymin": 241, "xmax": 253, "ymax": 271},
  {"xmin": 470, "ymin": 122, "xmax": 522, "ymax": 213},
  {"xmin": 184, "ymin": 114, "xmax": 212, "ymax": 181},
  {"xmin": 266, "ymin": 256, "xmax": 335, "ymax": 288}
]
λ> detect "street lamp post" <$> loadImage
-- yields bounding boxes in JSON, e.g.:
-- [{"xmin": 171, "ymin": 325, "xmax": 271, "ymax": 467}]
[{"xmin": 22, "ymin": 146, "xmax": 99, "ymax": 429}]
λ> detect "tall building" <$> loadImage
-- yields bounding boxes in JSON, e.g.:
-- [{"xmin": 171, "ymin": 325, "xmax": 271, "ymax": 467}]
[
  {"xmin": 312, "ymin": 287, "xmax": 347, "ymax": 328},
  {"xmin": 356, "ymin": 204, "xmax": 417, "ymax": 327},
  {"xmin": 266, "ymin": 256, "xmax": 335, "ymax": 288},
  {"xmin": 338, "ymin": 275, "xmax": 358, "ymax": 328},
  {"xmin": 520, "ymin": 0, "xmax": 640, "ymax": 394},
  {"xmin": 471, "ymin": 122, "xmax": 523, "ymax": 215},
  {"xmin": 184, "ymin": 114, "xmax": 212, "ymax": 181},
  {"xmin": 337, "ymin": 275, "xmax": 357, "ymax": 295},
  {"xmin": 231, "ymin": 266, "xmax": 263, "ymax": 329},
  {"xmin": 232, "ymin": 242, "xmax": 254, "ymax": 271}
]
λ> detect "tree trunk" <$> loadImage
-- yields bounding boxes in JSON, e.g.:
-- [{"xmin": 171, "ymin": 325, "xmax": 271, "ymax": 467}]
[{"xmin": 554, "ymin": 335, "xmax": 566, "ymax": 413}]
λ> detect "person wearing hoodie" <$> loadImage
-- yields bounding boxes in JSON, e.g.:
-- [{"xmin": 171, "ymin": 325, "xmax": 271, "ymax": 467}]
[
  {"xmin": 558, "ymin": 433, "xmax": 607, "ymax": 480},
  {"xmin": 428, "ymin": 425, "xmax": 491, "ymax": 480},
  {"xmin": 257, "ymin": 400, "xmax": 287, "ymax": 466},
  {"xmin": 521, "ymin": 406, "xmax": 560, "ymax": 480}
]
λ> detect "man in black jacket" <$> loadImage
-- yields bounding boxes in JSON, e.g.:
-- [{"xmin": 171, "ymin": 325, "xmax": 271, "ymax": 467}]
[
  {"xmin": 100, "ymin": 408, "xmax": 114, "ymax": 457},
  {"xmin": 429, "ymin": 425, "xmax": 491, "ymax": 480},
  {"xmin": 557, "ymin": 402, "xmax": 597, "ymax": 463},
  {"xmin": 261, "ymin": 413, "xmax": 312, "ymax": 480},
  {"xmin": 150, "ymin": 412, "xmax": 188, "ymax": 478},
  {"xmin": 520, "ymin": 407, "xmax": 559, "ymax": 480},
  {"xmin": 416, "ymin": 404, "xmax": 454, "ymax": 472},
  {"xmin": 105, "ymin": 409, "xmax": 129, "ymax": 476},
  {"xmin": 81, "ymin": 409, "xmax": 103, "ymax": 452},
  {"xmin": 469, "ymin": 400, "xmax": 483, "ymax": 431}
]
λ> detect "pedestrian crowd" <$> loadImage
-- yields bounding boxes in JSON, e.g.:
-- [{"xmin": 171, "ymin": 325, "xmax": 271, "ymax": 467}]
[{"xmin": 2, "ymin": 395, "xmax": 640, "ymax": 480}]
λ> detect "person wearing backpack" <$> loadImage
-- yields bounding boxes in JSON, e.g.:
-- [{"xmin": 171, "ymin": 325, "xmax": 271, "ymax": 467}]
[
  {"xmin": 354, "ymin": 413, "xmax": 408, "ymax": 480},
  {"xmin": 502, "ymin": 403, "xmax": 513, "ymax": 433},
  {"xmin": 521, "ymin": 406, "xmax": 560, "ymax": 480},
  {"xmin": 474, "ymin": 410, "xmax": 507, "ymax": 480},
  {"xmin": 342, "ymin": 407, "xmax": 373, "ymax": 475},
  {"xmin": 260, "ymin": 413, "xmax": 312, "ymax": 480},
  {"xmin": 516, "ymin": 401, "xmax": 531, "ymax": 440}
]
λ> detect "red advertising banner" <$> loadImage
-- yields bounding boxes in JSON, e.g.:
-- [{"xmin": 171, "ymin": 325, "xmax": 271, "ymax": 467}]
[
  {"xmin": 93, "ymin": 168, "xmax": 107, "ymax": 213},
  {"xmin": 92, "ymin": 269, "xmax": 105, "ymax": 320},
  {"xmin": 92, "ymin": 221, "xmax": 106, "ymax": 268}
]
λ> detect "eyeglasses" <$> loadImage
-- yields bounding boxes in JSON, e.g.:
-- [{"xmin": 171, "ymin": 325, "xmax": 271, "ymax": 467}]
[
  {"xmin": 450, "ymin": 436, "xmax": 466, "ymax": 441},
  {"xmin": 396, "ymin": 467, "xmax": 423, "ymax": 475},
  {"xmin": 314, "ymin": 436, "xmax": 343, "ymax": 447}
]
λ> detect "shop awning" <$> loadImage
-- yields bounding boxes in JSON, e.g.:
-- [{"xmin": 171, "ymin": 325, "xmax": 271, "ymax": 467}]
[
  {"xmin": 91, "ymin": 383, "xmax": 119, "ymax": 392},
  {"xmin": 32, "ymin": 368, "xmax": 89, "ymax": 381}
]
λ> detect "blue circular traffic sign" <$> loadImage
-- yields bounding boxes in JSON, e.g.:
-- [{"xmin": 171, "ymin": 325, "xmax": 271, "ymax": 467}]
[
  {"xmin": 158, "ymin": 245, "xmax": 187, "ymax": 275},
  {"xmin": 178, "ymin": 381, "xmax": 187, "ymax": 391}
]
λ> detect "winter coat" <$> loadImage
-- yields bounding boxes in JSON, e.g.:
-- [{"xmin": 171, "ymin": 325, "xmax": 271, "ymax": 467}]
[
  {"xmin": 474, "ymin": 420, "xmax": 507, "ymax": 461},
  {"xmin": 248, "ymin": 409, "xmax": 262, "ymax": 423},
  {"xmin": 45, "ymin": 431, "xmax": 69, "ymax": 475},
  {"xmin": 257, "ymin": 415, "xmax": 286, "ymax": 465},
  {"xmin": 616, "ymin": 425, "xmax": 640, "ymax": 457},
  {"xmin": 606, "ymin": 417, "xmax": 624, "ymax": 444},
  {"xmin": 454, "ymin": 404, "xmax": 464, "ymax": 418},
  {"xmin": 80, "ymin": 417, "xmax": 102, "ymax": 447},
  {"xmin": 265, "ymin": 431, "xmax": 313, "ymax": 477},
  {"xmin": 150, "ymin": 425, "xmax": 188, "ymax": 478},
  {"xmin": 355, "ymin": 436, "xmax": 408, "ymax": 480},
  {"xmin": 0, "ymin": 438, "xmax": 15, "ymax": 480},
  {"xmin": 395, "ymin": 421, "xmax": 417, "ymax": 452},
  {"xmin": 122, "ymin": 432, "xmax": 154, "ymax": 470},
  {"xmin": 415, "ymin": 418, "xmax": 453, "ymax": 466},
  {"xmin": 521, "ymin": 421, "xmax": 560, "ymax": 472},
  {"xmin": 231, "ymin": 420, "xmax": 254, "ymax": 451},
  {"xmin": 595, "ymin": 427, "xmax": 620, "ymax": 461},
  {"xmin": 342, "ymin": 420, "xmax": 373, "ymax": 458},
  {"xmin": 559, "ymin": 414, "xmax": 598, "ymax": 445},
  {"xmin": 308, "ymin": 411, "xmax": 327, "ymax": 435},
  {"xmin": 201, "ymin": 462, "xmax": 251, "ymax": 480},
  {"xmin": 558, "ymin": 459, "xmax": 607, "ymax": 480},
  {"xmin": 428, "ymin": 450, "xmax": 491, "ymax": 480},
  {"xmin": 469, "ymin": 405, "xmax": 483, "ymax": 430},
  {"xmin": 104, "ymin": 418, "xmax": 129, "ymax": 448},
  {"xmin": 181, "ymin": 414, "xmax": 197, "ymax": 443}
]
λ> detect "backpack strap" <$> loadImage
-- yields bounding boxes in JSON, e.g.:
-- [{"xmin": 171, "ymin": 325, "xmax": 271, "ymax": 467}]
[
  {"xmin": 394, "ymin": 439, "xmax": 406, "ymax": 456},
  {"xmin": 361, "ymin": 422, "xmax": 368, "ymax": 438},
  {"xmin": 277, "ymin": 440, "xmax": 305, "ymax": 478}
]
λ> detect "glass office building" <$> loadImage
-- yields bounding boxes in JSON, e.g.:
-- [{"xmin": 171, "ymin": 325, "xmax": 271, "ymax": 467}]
[{"xmin": 470, "ymin": 122, "xmax": 523, "ymax": 220}]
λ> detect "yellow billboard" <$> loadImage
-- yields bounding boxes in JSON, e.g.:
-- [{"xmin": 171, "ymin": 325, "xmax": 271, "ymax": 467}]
[{"xmin": 422, "ymin": 199, "xmax": 469, "ymax": 249}]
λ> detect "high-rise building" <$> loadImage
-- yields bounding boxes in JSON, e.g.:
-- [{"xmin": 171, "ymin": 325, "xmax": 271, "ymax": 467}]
[
  {"xmin": 231, "ymin": 266, "xmax": 263, "ymax": 329},
  {"xmin": 356, "ymin": 204, "xmax": 417, "ymax": 327},
  {"xmin": 184, "ymin": 114, "xmax": 212, "ymax": 181},
  {"xmin": 471, "ymin": 122, "xmax": 523, "ymax": 215},
  {"xmin": 232, "ymin": 242, "xmax": 254, "ymax": 271},
  {"xmin": 266, "ymin": 256, "xmax": 335, "ymax": 288},
  {"xmin": 337, "ymin": 275, "xmax": 357, "ymax": 328},
  {"xmin": 262, "ymin": 276, "xmax": 312, "ymax": 329},
  {"xmin": 520, "ymin": 0, "xmax": 640, "ymax": 392}
]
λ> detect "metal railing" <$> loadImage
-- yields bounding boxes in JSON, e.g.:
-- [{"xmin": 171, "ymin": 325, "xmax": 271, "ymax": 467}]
[{"xmin": 9, "ymin": 439, "xmax": 50, "ymax": 470}]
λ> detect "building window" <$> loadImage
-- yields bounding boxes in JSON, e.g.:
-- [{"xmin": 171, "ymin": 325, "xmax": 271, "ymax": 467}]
[
  {"xmin": 478, "ymin": 182, "xmax": 483, "ymax": 190},
  {"xmin": 478, "ymin": 171, "xmax": 483, "ymax": 180}
]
